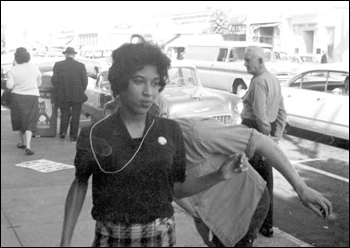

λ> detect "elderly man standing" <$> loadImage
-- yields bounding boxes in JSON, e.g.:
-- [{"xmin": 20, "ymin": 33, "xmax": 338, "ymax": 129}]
[
  {"xmin": 52, "ymin": 47, "xmax": 88, "ymax": 142},
  {"xmin": 240, "ymin": 46, "xmax": 287, "ymax": 238}
]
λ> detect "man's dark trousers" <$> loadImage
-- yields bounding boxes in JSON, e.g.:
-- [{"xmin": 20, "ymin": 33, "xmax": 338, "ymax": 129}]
[
  {"xmin": 241, "ymin": 118, "xmax": 274, "ymax": 231},
  {"xmin": 59, "ymin": 102, "xmax": 82, "ymax": 140}
]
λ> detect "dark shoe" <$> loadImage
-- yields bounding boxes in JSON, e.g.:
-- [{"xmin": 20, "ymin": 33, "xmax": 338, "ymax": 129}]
[
  {"xmin": 70, "ymin": 137, "xmax": 77, "ymax": 142},
  {"xmin": 25, "ymin": 148, "xmax": 35, "ymax": 155},
  {"xmin": 60, "ymin": 133, "xmax": 66, "ymax": 139},
  {"xmin": 259, "ymin": 227, "xmax": 273, "ymax": 238},
  {"xmin": 17, "ymin": 143, "xmax": 26, "ymax": 149}
]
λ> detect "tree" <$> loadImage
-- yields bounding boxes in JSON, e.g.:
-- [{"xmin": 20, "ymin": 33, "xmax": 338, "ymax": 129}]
[{"xmin": 209, "ymin": 9, "xmax": 229, "ymax": 34}]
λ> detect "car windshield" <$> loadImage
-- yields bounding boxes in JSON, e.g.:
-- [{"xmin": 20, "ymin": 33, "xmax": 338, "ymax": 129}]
[
  {"xmin": 275, "ymin": 52, "xmax": 288, "ymax": 61},
  {"xmin": 167, "ymin": 67, "xmax": 197, "ymax": 87}
]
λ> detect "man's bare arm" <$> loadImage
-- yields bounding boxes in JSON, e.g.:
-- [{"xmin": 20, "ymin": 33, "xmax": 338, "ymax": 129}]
[{"xmin": 254, "ymin": 135, "xmax": 332, "ymax": 218}]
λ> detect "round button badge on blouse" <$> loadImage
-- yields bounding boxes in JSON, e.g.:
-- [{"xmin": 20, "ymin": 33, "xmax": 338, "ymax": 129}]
[{"xmin": 158, "ymin": 137, "xmax": 167, "ymax": 145}]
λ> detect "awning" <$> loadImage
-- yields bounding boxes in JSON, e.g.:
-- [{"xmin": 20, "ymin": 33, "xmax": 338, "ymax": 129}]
[{"xmin": 251, "ymin": 23, "xmax": 280, "ymax": 30}]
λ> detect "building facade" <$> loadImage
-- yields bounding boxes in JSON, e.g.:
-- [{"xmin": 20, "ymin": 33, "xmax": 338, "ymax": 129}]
[{"xmin": 227, "ymin": 8, "xmax": 348, "ymax": 64}]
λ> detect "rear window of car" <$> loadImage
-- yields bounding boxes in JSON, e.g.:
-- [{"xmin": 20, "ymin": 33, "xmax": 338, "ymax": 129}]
[
  {"xmin": 167, "ymin": 67, "xmax": 197, "ymax": 87},
  {"xmin": 300, "ymin": 56, "xmax": 318, "ymax": 63},
  {"xmin": 290, "ymin": 71, "xmax": 349, "ymax": 93}
]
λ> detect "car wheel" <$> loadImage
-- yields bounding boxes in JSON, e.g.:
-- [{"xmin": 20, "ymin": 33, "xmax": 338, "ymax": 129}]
[{"xmin": 232, "ymin": 81, "xmax": 247, "ymax": 97}]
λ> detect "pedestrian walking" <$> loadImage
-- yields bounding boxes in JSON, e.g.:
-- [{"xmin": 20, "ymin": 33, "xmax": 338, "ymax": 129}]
[
  {"xmin": 321, "ymin": 50, "xmax": 328, "ymax": 64},
  {"xmin": 6, "ymin": 47, "xmax": 42, "ymax": 155},
  {"xmin": 174, "ymin": 117, "xmax": 332, "ymax": 247},
  {"xmin": 240, "ymin": 45, "xmax": 287, "ymax": 238},
  {"xmin": 51, "ymin": 47, "xmax": 88, "ymax": 142},
  {"xmin": 59, "ymin": 42, "xmax": 247, "ymax": 247}
]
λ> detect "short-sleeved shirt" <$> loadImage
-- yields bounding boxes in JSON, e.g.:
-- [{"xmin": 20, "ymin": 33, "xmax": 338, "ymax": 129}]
[
  {"xmin": 174, "ymin": 117, "xmax": 266, "ymax": 247},
  {"xmin": 74, "ymin": 112, "xmax": 186, "ymax": 224}
]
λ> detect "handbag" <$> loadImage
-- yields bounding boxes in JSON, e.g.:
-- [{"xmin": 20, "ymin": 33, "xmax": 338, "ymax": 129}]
[{"xmin": 1, "ymin": 89, "xmax": 12, "ymax": 106}]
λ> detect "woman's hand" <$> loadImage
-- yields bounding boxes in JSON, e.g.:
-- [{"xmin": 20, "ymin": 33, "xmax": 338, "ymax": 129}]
[{"xmin": 218, "ymin": 153, "xmax": 249, "ymax": 180}]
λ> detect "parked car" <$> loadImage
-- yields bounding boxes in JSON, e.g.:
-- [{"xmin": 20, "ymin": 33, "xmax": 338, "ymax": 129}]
[
  {"xmin": 288, "ymin": 54, "xmax": 319, "ymax": 65},
  {"xmin": 45, "ymin": 47, "xmax": 65, "ymax": 58},
  {"xmin": 183, "ymin": 41, "xmax": 300, "ymax": 96},
  {"xmin": 274, "ymin": 51, "xmax": 289, "ymax": 61},
  {"xmin": 80, "ymin": 61, "xmax": 242, "ymax": 125},
  {"xmin": 1, "ymin": 56, "xmax": 102, "ymax": 90},
  {"xmin": 281, "ymin": 64, "xmax": 349, "ymax": 141},
  {"xmin": 78, "ymin": 46, "xmax": 113, "ymax": 60}
]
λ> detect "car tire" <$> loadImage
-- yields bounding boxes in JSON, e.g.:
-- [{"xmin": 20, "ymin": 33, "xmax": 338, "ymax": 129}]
[{"xmin": 232, "ymin": 81, "xmax": 247, "ymax": 97}]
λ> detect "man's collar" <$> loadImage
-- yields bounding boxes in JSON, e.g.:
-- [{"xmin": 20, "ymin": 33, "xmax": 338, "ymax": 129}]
[{"xmin": 253, "ymin": 67, "xmax": 268, "ymax": 77}]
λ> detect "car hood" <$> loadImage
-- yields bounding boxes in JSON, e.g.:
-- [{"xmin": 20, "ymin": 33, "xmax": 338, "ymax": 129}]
[{"xmin": 163, "ymin": 86, "xmax": 232, "ymax": 118}]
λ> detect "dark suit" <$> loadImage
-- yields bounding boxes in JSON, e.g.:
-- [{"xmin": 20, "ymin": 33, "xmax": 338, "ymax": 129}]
[{"xmin": 52, "ymin": 57, "xmax": 88, "ymax": 140}]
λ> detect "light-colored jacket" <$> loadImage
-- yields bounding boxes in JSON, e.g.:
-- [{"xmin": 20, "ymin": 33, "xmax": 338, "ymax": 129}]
[{"xmin": 174, "ymin": 117, "xmax": 266, "ymax": 246}]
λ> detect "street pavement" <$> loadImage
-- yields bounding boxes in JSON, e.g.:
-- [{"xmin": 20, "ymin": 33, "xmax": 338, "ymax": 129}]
[{"xmin": 1, "ymin": 107, "xmax": 313, "ymax": 247}]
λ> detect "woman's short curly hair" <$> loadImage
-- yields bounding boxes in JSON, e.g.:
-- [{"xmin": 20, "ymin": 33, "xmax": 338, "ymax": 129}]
[
  {"xmin": 14, "ymin": 47, "xmax": 31, "ymax": 64},
  {"xmin": 108, "ymin": 42, "xmax": 171, "ymax": 97}
]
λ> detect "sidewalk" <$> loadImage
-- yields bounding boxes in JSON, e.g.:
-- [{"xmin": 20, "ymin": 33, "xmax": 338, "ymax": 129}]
[{"xmin": 1, "ymin": 107, "xmax": 312, "ymax": 247}]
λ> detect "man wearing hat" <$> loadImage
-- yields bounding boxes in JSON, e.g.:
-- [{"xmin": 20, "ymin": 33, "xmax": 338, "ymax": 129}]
[{"xmin": 52, "ymin": 47, "xmax": 88, "ymax": 142}]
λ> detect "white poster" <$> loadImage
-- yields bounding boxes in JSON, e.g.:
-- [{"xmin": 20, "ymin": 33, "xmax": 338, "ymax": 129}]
[{"xmin": 15, "ymin": 159, "xmax": 74, "ymax": 173}]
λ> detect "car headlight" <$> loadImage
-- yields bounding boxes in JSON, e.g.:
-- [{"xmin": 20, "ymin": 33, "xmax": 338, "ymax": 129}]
[
  {"xmin": 230, "ymin": 99, "xmax": 243, "ymax": 125},
  {"xmin": 233, "ymin": 99, "xmax": 243, "ymax": 115}
]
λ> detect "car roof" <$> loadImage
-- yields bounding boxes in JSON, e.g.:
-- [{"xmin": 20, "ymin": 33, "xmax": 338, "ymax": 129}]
[
  {"xmin": 170, "ymin": 60, "xmax": 196, "ymax": 68},
  {"xmin": 187, "ymin": 41, "xmax": 273, "ymax": 48},
  {"xmin": 98, "ymin": 60, "xmax": 196, "ymax": 74},
  {"xmin": 296, "ymin": 63, "xmax": 349, "ymax": 74}
]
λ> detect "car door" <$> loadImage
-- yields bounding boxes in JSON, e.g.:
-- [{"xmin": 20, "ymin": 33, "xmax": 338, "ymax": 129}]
[
  {"xmin": 282, "ymin": 71, "xmax": 328, "ymax": 130},
  {"xmin": 314, "ymin": 71, "xmax": 349, "ymax": 140},
  {"xmin": 184, "ymin": 46, "xmax": 217, "ymax": 89},
  {"xmin": 208, "ymin": 47, "xmax": 234, "ymax": 92}
]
